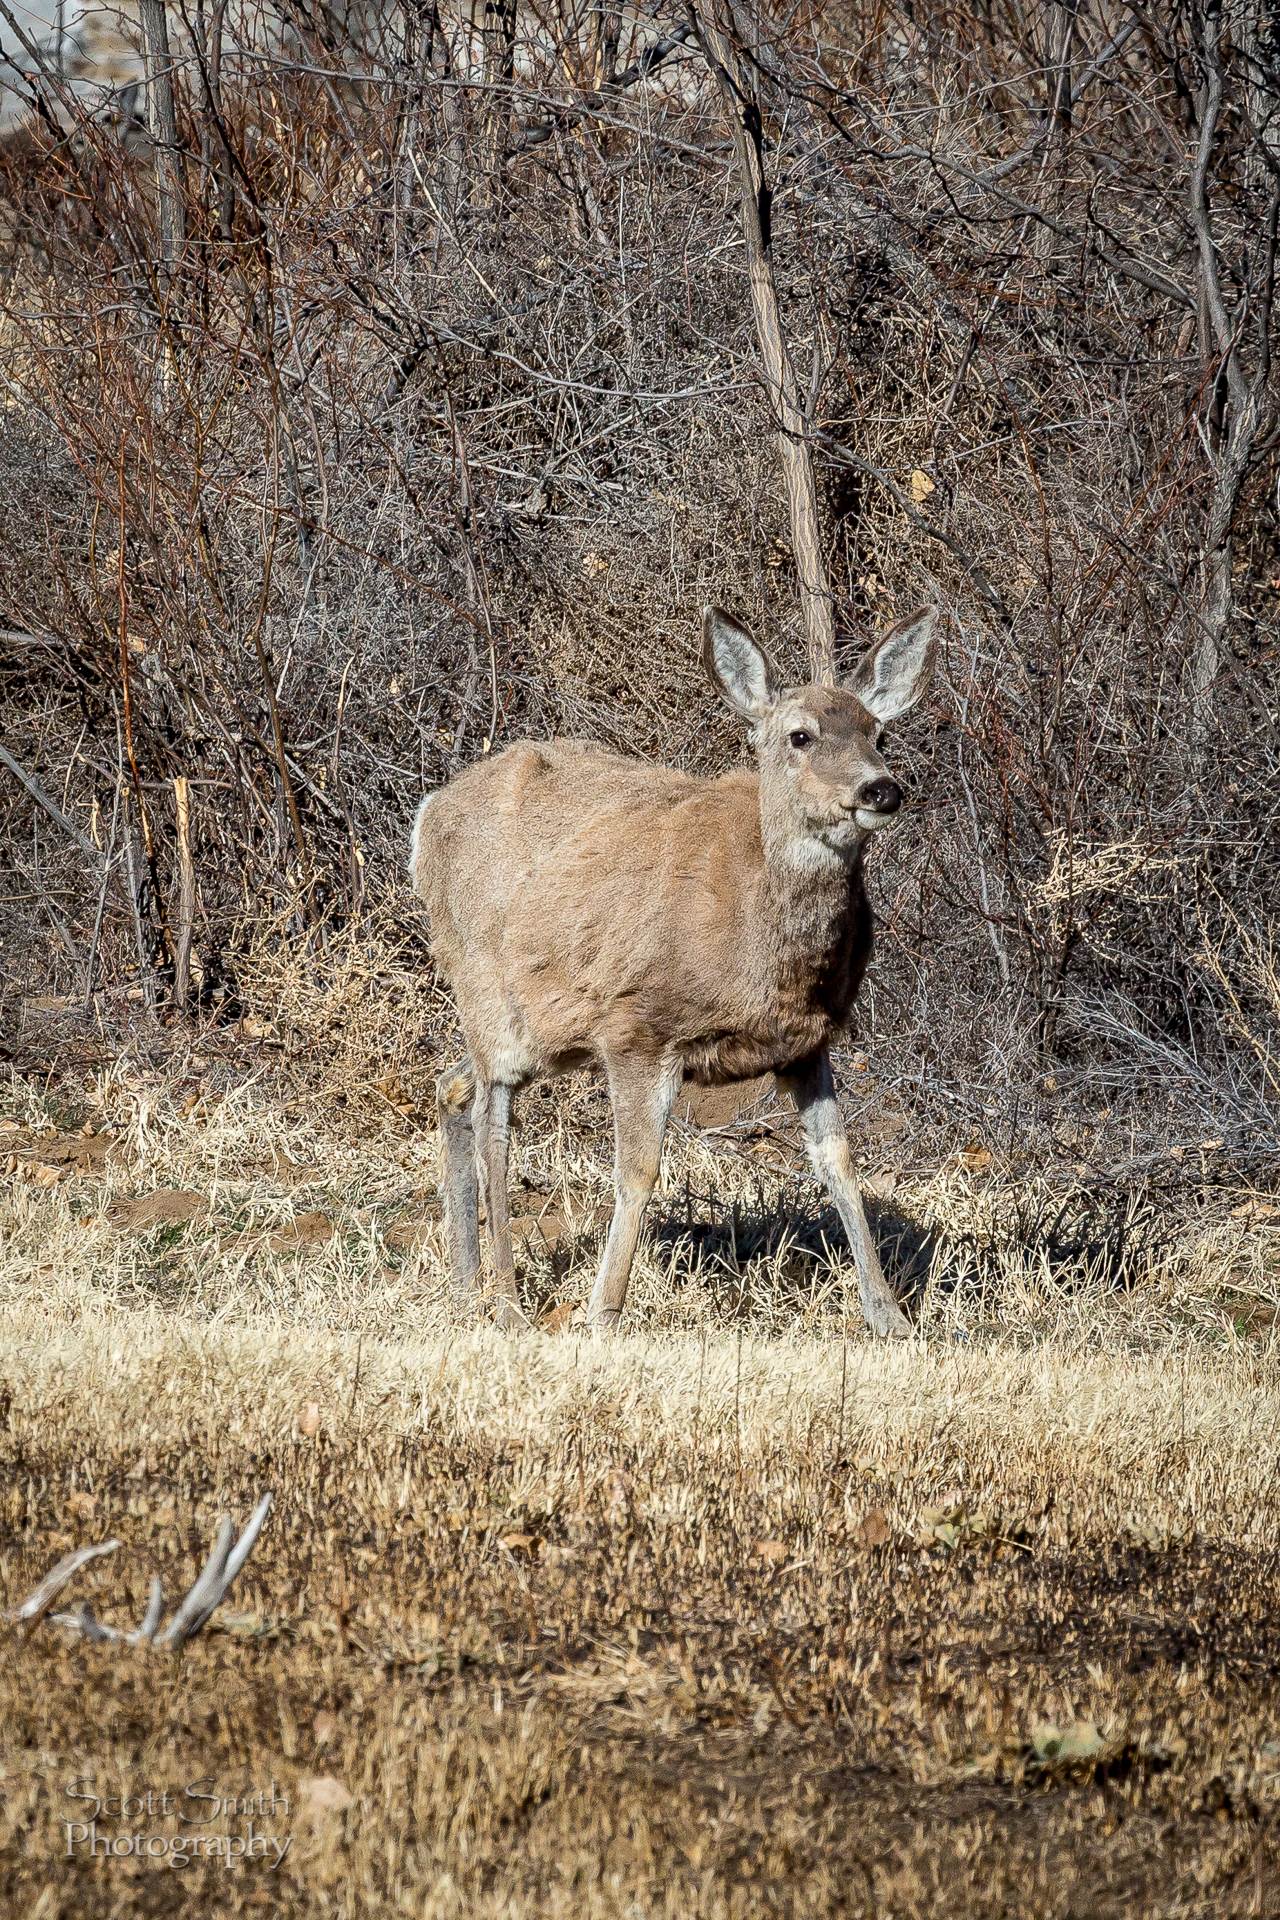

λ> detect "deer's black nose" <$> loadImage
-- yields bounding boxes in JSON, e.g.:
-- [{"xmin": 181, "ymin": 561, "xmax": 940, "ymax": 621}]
[{"xmin": 859, "ymin": 777, "xmax": 902, "ymax": 814}]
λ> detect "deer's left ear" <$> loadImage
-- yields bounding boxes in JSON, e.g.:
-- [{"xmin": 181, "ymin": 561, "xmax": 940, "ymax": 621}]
[{"xmin": 849, "ymin": 607, "xmax": 937, "ymax": 725}]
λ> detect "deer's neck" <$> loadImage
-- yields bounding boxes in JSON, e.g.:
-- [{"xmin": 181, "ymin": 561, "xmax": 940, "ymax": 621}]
[
  {"xmin": 761, "ymin": 832, "xmax": 868, "ymax": 954},
  {"xmin": 756, "ymin": 786, "xmax": 872, "ymax": 988}
]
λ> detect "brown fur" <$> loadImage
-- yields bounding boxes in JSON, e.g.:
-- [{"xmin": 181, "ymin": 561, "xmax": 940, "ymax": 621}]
[
  {"xmin": 415, "ymin": 743, "xmax": 872, "ymax": 1088},
  {"xmin": 411, "ymin": 605, "xmax": 937, "ymax": 1334}
]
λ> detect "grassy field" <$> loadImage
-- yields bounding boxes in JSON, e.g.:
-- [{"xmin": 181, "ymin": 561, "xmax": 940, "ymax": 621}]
[{"xmin": 2, "ymin": 1046, "xmax": 1279, "ymax": 1917}]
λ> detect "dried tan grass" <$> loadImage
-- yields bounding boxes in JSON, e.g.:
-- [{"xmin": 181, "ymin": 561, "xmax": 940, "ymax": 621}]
[{"xmin": 2, "ymin": 1055, "xmax": 1279, "ymax": 1914}]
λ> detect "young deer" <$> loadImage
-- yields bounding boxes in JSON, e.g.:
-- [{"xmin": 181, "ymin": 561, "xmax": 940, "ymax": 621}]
[{"xmin": 410, "ymin": 604, "xmax": 936, "ymax": 1335}]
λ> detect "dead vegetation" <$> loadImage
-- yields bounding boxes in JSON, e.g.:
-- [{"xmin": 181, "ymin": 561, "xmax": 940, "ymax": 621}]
[
  {"xmin": 2, "ymin": 1047, "xmax": 1280, "ymax": 1914},
  {"xmin": 2, "ymin": 0, "xmax": 1279, "ymax": 1157}
]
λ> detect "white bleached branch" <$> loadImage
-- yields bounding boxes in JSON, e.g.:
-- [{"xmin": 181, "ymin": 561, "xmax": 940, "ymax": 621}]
[{"xmin": 9, "ymin": 1495, "xmax": 272, "ymax": 1649}]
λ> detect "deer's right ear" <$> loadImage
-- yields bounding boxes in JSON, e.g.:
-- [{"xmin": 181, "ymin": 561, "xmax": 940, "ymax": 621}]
[{"xmin": 701, "ymin": 608, "xmax": 778, "ymax": 721}]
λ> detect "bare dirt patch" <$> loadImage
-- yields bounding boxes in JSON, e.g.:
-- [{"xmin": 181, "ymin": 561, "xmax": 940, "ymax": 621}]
[
  {"xmin": 268, "ymin": 1210, "xmax": 335, "ymax": 1253},
  {"xmin": 678, "ymin": 1076, "xmax": 775, "ymax": 1128},
  {"xmin": 104, "ymin": 1189, "xmax": 207, "ymax": 1231},
  {"xmin": 4, "ymin": 1126, "xmax": 116, "ymax": 1180},
  {"xmin": 383, "ymin": 1209, "xmax": 440, "ymax": 1253}
]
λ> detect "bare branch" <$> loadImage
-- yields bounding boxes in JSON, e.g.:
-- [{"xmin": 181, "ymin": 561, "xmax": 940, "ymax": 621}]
[
  {"xmin": 0, "ymin": 742, "xmax": 105, "ymax": 870},
  {"xmin": 9, "ymin": 1540, "xmax": 121, "ymax": 1625}
]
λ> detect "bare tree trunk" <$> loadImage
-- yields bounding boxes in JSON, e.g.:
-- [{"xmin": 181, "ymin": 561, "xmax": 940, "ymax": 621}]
[
  {"xmin": 594, "ymin": 2, "xmax": 621, "ymax": 88},
  {"xmin": 1186, "ymin": 7, "xmax": 1277, "ymax": 755},
  {"xmin": 480, "ymin": 0, "xmax": 517, "ymax": 206},
  {"xmin": 428, "ymin": 3, "xmax": 468, "ymax": 246},
  {"xmin": 698, "ymin": 1, "xmax": 836, "ymax": 683},
  {"xmin": 1193, "ymin": 378, "xmax": 1267, "ymax": 739},
  {"xmin": 137, "ymin": 0, "xmax": 185, "ymax": 283},
  {"xmin": 1036, "ymin": 0, "xmax": 1078, "ymax": 265}
]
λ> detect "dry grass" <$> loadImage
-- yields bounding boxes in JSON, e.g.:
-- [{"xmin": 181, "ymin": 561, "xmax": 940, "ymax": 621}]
[{"xmin": 2, "ymin": 1050, "xmax": 1279, "ymax": 1915}]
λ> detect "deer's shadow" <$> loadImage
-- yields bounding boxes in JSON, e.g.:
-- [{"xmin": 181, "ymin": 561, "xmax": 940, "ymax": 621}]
[
  {"xmin": 648, "ymin": 1177, "xmax": 939, "ymax": 1317},
  {"xmin": 516, "ymin": 1169, "xmax": 1165, "ymax": 1325},
  {"xmin": 646, "ymin": 1175, "xmax": 1165, "ymax": 1320}
]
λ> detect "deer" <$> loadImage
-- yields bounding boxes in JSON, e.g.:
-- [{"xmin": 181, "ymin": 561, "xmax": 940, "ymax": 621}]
[{"xmin": 409, "ymin": 602, "xmax": 937, "ymax": 1336}]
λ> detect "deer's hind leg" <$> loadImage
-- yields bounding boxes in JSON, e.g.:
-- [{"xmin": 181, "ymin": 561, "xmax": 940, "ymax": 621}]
[
  {"xmin": 436, "ymin": 1061, "xmax": 481, "ymax": 1309},
  {"xmin": 472, "ymin": 1076, "xmax": 529, "ymax": 1331},
  {"xmin": 588, "ymin": 1053, "xmax": 681, "ymax": 1330}
]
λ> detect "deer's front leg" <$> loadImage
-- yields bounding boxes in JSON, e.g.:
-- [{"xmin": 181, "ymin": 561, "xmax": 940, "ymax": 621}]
[
  {"xmin": 587, "ymin": 1054, "xmax": 680, "ymax": 1330},
  {"xmin": 779, "ymin": 1049, "xmax": 911, "ymax": 1340}
]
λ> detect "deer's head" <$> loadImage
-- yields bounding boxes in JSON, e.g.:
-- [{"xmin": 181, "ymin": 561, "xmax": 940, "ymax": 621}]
[{"xmin": 702, "ymin": 605, "xmax": 937, "ymax": 859}]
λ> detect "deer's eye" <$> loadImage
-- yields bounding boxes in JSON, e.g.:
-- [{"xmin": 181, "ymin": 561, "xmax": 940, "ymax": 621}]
[{"xmin": 789, "ymin": 729, "xmax": 813, "ymax": 749}]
